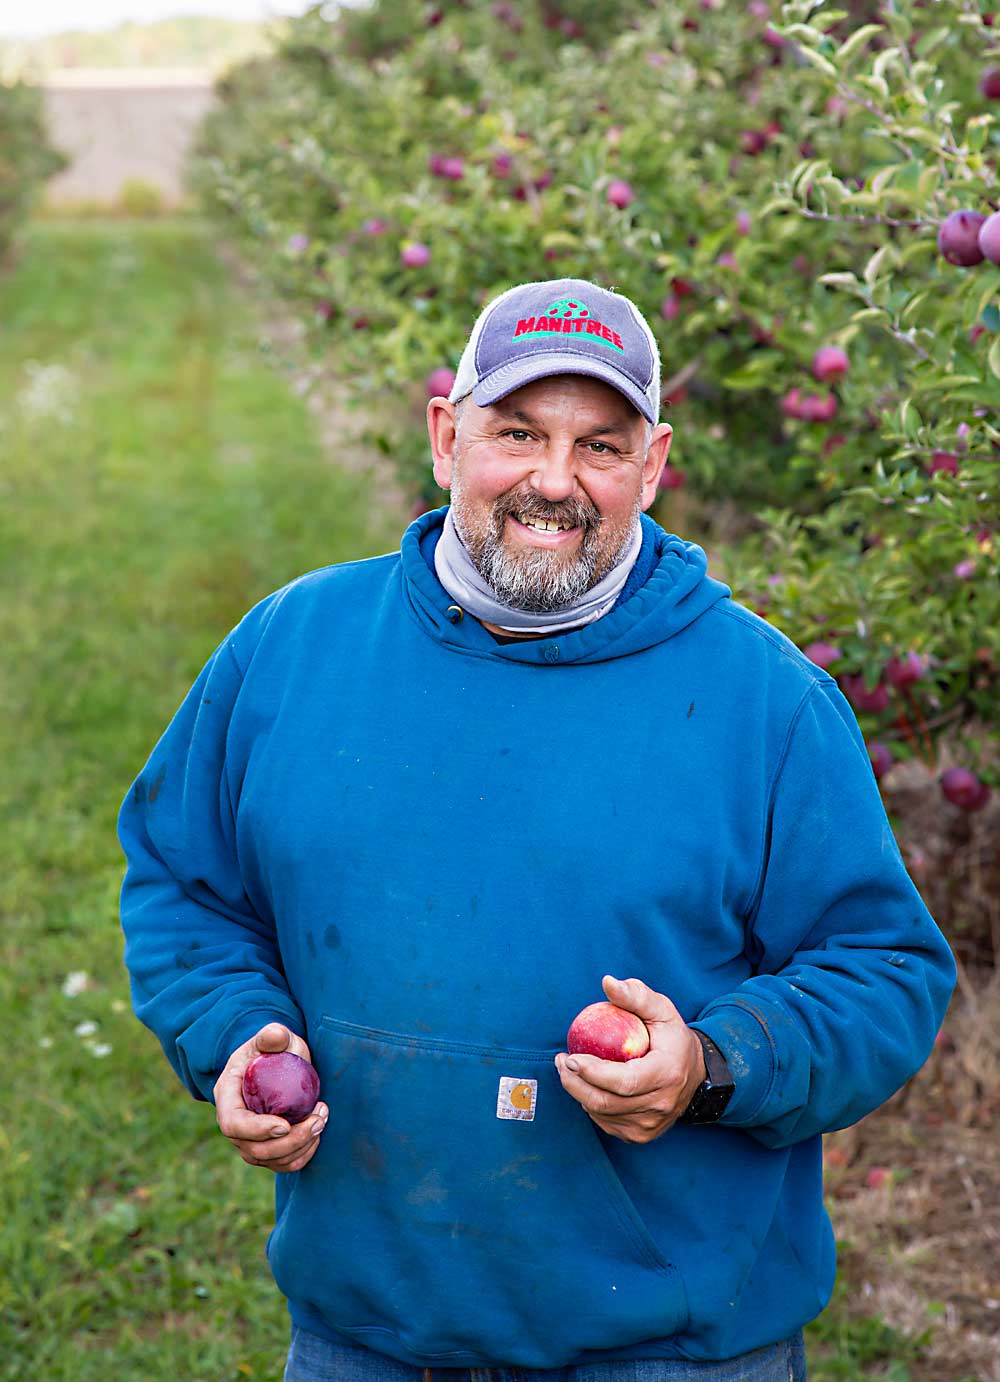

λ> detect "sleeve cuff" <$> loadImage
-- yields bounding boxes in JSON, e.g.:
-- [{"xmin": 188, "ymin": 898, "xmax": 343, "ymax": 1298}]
[
  {"xmin": 180, "ymin": 996, "xmax": 308, "ymax": 1103},
  {"xmin": 691, "ymin": 1002, "xmax": 777, "ymax": 1127}
]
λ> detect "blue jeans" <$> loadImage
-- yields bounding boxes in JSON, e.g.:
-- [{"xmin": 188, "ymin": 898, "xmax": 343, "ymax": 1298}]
[{"xmin": 284, "ymin": 1324, "xmax": 807, "ymax": 1382}]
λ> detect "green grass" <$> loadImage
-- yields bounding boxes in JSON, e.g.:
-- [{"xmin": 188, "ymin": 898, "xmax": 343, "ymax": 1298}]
[
  {"xmin": 0, "ymin": 217, "xmax": 929, "ymax": 1380},
  {"xmin": 0, "ymin": 218, "xmax": 403, "ymax": 1379}
]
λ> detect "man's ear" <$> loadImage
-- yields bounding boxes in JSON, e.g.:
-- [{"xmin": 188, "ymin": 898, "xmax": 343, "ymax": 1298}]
[
  {"xmin": 427, "ymin": 398, "xmax": 458, "ymax": 490},
  {"xmin": 640, "ymin": 423, "xmax": 673, "ymax": 510}
]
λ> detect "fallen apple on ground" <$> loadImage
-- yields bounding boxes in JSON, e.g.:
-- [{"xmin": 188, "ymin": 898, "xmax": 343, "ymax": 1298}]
[
  {"xmin": 243, "ymin": 1051, "xmax": 321, "ymax": 1124},
  {"xmin": 567, "ymin": 1001, "xmax": 651, "ymax": 1062}
]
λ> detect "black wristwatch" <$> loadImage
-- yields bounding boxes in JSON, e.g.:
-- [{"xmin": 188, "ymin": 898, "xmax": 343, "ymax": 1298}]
[{"xmin": 679, "ymin": 1029, "xmax": 735, "ymax": 1125}]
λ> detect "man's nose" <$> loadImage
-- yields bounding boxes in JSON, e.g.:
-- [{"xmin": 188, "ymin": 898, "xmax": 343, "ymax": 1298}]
[{"xmin": 529, "ymin": 444, "xmax": 578, "ymax": 500}]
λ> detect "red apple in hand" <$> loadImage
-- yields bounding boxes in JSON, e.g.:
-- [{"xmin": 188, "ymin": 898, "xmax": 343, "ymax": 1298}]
[
  {"xmin": 567, "ymin": 1001, "xmax": 650, "ymax": 1062},
  {"xmin": 243, "ymin": 1051, "xmax": 321, "ymax": 1124}
]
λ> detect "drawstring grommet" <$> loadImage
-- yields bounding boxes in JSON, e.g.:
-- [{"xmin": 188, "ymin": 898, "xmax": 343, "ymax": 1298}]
[{"xmin": 445, "ymin": 604, "xmax": 464, "ymax": 624}]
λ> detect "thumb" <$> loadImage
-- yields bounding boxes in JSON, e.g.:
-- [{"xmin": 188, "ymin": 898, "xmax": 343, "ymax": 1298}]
[
  {"xmin": 254, "ymin": 1022, "xmax": 293, "ymax": 1053},
  {"xmin": 602, "ymin": 974, "xmax": 682, "ymax": 1028}
]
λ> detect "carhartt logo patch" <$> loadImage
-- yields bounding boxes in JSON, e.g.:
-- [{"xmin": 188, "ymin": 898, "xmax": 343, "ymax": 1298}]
[
  {"xmin": 513, "ymin": 296, "xmax": 624, "ymax": 352},
  {"xmin": 496, "ymin": 1076, "xmax": 537, "ymax": 1121}
]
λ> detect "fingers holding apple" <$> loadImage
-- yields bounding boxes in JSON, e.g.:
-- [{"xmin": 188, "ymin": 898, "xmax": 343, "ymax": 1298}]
[
  {"xmin": 214, "ymin": 1022, "xmax": 327, "ymax": 1172},
  {"xmin": 555, "ymin": 976, "xmax": 706, "ymax": 1143}
]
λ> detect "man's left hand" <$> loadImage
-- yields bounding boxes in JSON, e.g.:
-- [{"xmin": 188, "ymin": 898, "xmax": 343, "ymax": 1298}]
[{"xmin": 554, "ymin": 975, "xmax": 706, "ymax": 1143}]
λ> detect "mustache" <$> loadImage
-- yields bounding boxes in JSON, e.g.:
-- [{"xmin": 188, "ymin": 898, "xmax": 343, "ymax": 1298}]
[{"xmin": 495, "ymin": 491, "xmax": 601, "ymax": 532}]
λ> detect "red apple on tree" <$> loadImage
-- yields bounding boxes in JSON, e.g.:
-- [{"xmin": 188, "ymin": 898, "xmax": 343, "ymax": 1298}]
[
  {"xmin": 812, "ymin": 345, "xmax": 850, "ymax": 382},
  {"xmin": 868, "ymin": 741, "xmax": 893, "ymax": 780},
  {"xmin": 940, "ymin": 767, "xmax": 991, "ymax": 811},
  {"xmin": 938, "ymin": 210, "xmax": 987, "ymax": 266},
  {"xmin": 978, "ymin": 67, "xmax": 1000, "ymax": 98},
  {"xmin": 658, "ymin": 464, "xmax": 686, "ymax": 490},
  {"xmin": 978, "ymin": 210, "xmax": 1000, "ymax": 264},
  {"xmin": 400, "ymin": 242, "xmax": 431, "ymax": 268},
  {"xmin": 426, "ymin": 366, "xmax": 456, "ymax": 398},
  {"xmin": 567, "ymin": 1001, "xmax": 651, "ymax": 1062},
  {"xmin": 840, "ymin": 673, "xmax": 889, "ymax": 713},
  {"xmin": 886, "ymin": 651, "xmax": 928, "ymax": 688},
  {"xmin": 606, "ymin": 179, "xmax": 635, "ymax": 209},
  {"xmin": 803, "ymin": 640, "xmax": 842, "ymax": 670},
  {"xmin": 926, "ymin": 451, "xmax": 959, "ymax": 476}
]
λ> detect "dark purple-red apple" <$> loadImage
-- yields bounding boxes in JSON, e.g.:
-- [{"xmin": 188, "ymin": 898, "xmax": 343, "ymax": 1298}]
[
  {"xmin": 607, "ymin": 179, "xmax": 635, "ymax": 209},
  {"xmin": 426, "ymin": 366, "xmax": 456, "ymax": 398},
  {"xmin": 940, "ymin": 767, "xmax": 991, "ymax": 811},
  {"xmin": 567, "ymin": 1002, "xmax": 650, "ymax": 1062},
  {"xmin": 979, "ymin": 67, "xmax": 1000, "ymax": 98},
  {"xmin": 803, "ymin": 641, "xmax": 841, "ymax": 670},
  {"xmin": 926, "ymin": 451, "xmax": 959, "ymax": 476},
  {"xmin": 938, "ymin": 210, "xmax": 987, "ymax": 266},
  {"xmin": 812, "ymin": 345, "xmax": 850, "ymax": 382},
  {"xmin": 886, "ymin": 651, "xmax": 928, "ymax": 688},
  {"xmin": 658, "ymin": 464, "xmax": 686, "ymax": 490},
  {"xmin": 978, "ymin": 210, "xmax": 1000, "ymax": 264},
  {"xmin": 868, "ymin": 741, "xmax": 893, "ymax": 780},
  {"xmin": 798, "ymin": 392, "xmax": 838, "ymax": 422},
  {"xmin": 740, "ymin": 128, "xmax": 768, "ymax": 155},
  {"xmin": 242, "ymin": 1052, "xmax": 320, "ymax": 1124},
  {"xmin": 840, "ymin": 673, "xmax": 889, "ymax": 713},
  {"xmin": 400, "ymin": 242, "xmax": 431, "ymax": 268},
  {"xmin": 781, "ymin": 387, "xmax": 803, "ymax": 418}
]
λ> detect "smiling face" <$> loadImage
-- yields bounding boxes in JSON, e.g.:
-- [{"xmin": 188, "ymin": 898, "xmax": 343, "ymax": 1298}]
[{"xmin": 427, "ymin": 376, "xmax": 672, "ymax": 615}]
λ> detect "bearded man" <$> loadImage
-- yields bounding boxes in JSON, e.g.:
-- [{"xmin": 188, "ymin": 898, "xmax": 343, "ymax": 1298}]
[{"xmin": 119, "ymin": 278, "xmax": 955, "ymax": 1382}]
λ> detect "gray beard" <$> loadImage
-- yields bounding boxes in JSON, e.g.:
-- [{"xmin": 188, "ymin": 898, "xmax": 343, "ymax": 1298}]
[{"xmin": 466, "ymin": 513, "xmax": 637, "ymax": 613}]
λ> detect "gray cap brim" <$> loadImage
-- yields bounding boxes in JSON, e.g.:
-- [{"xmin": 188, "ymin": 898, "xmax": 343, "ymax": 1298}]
[{"xmin": 471, "ymin": 352, "xmax": 658, "ymax": 424}]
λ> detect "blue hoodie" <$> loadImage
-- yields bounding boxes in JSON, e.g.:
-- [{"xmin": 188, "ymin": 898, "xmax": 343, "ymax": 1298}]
[{"xmin": 118, "ymin": 509, "xmax": 955, "ymax": 1367}]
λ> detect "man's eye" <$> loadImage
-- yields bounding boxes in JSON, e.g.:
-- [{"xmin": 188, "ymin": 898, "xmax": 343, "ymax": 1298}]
[
  {"xmin": 587, "ymin": 442, "xmax": 615, "ymax": 455},
  {"xmin": 504, "ymin": 430, "xmax": 531, "ymax": 442}
]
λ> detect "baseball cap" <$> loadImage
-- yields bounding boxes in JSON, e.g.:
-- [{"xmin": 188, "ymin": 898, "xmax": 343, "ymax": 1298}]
[{"xmin": 448, "ymin": 278, "xmax": 661, "ymax": 424}]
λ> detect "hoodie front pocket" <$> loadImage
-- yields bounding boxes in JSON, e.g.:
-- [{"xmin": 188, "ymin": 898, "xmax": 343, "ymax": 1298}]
[{"xmin": 267, "ymin": 1017, "xmax": 689, "ymax": 1368}]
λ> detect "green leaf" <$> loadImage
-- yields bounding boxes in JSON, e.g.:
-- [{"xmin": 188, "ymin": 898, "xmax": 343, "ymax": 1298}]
[
  {"xmin": 864, "ymin": 244, "xmax": 893, "ymax": 288},
  {"xmin": 818, "ymin": 271, "xmax": 861, "ymax": 289},
  {"xmin": 965, "ymin": 114, "xmax": 993, "ymax": 154},
  {"xmin": 972, "ymin": 269, "xmax": 1000, "ymax": 322},
  {"xmin": 915, "ymin": 26, "xmax": 951, "ymax": 59},
  {"xmin": 988, "ymin": 334, "xmax": 1000, "ymax": 380},
  {"xmin": 836, "ymin": 24, "xmax": 886, "ymax": 62},
  {"xmin": 793, "ymin": 46, "xmax": 838, "ymax": 79},
  {"xmin": 868, "ymin": 164, "xmax": 898, "ymax": 197},
  {"xmin": 900, "ymin": 399, "xmax": 922, "ymax": 440},
  {"xmin": 759, "ymin": 197, "xmax": 799, "ymax": 216}
]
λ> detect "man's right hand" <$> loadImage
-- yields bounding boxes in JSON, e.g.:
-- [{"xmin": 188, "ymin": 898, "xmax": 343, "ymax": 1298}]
[{"xmin": 214, "ymin": 1022, "xmax": 328, "ymax": 1173}]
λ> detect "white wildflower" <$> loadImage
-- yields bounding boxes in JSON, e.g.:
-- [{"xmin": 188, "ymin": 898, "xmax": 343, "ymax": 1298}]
[
  {"xmin": 88, "ymin": 1043, "xmax": 113, "ymax": 1058},
  {"xmin": 74, "ymin": 1020, "xmax": 98, "ymax": 1038},
  {"xmin": 19, "ymin": 361, "xmax": 78, "ymax": 425},
  {"xmin": 62, "ymin": 971, "xmax": 89, "ymax": 997}
]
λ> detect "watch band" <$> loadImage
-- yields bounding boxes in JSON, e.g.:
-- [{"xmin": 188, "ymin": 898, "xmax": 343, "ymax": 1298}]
[{"xmin": 679, "ymin": 1029, "xmax": 735, "ymax": 1125}]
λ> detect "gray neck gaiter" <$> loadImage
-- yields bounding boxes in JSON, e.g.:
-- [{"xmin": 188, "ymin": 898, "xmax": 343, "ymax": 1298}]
[{"xmin": 433, "ymin": 506, "xmax": 642, "ymax": 635}]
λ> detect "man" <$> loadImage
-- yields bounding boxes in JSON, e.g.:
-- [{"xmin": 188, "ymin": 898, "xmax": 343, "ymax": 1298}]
[{"xmin": 119, "ymin": 278, "xmax": 956, "ymax": 1382}]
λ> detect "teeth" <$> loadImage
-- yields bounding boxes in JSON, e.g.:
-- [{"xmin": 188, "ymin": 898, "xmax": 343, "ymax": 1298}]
[{"xmin": 518, "ymin": 514, "xmax": 572, "ymax": 533}]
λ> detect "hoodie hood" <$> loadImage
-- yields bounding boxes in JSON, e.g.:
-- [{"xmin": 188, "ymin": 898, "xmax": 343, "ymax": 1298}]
[{"xmin": 401, "ymin": 506, "xmax": 731, "ymax": 664}]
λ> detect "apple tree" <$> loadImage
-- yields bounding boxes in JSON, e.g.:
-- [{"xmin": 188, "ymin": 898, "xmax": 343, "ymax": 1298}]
[{"xmin": 191, "ymin": 0, "xmax": 997, "ymax": 953}]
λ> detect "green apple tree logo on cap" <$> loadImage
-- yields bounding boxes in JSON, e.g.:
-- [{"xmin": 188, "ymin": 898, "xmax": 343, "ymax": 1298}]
[{"xmin": 548, "ymin": 297, "xmax": 590, "ymax": 319}]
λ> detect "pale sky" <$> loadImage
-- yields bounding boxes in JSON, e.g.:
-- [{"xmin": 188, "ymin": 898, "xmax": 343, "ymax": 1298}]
[{"xmin": 0, "ymin": 0, "xmax": 323, "ymax": 40}]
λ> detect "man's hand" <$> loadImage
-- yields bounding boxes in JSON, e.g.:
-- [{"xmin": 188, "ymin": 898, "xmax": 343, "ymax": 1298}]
[
  {"xmin": 554, "ymin": 975, "xmax": 706, "ymax": 1143},
  {"xmin": 214, "ymin": 1022, "xmax": 328, "ymax": 1172}
]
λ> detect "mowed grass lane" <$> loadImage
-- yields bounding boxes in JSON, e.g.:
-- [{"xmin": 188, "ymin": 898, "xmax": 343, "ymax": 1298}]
[
  {"xmin": 0, "ymin": 218, "xmax": 925, "ymax": 1382},
  {"xmin": 0, "ymin": 218, "xmax": 404, "ymax": 1380}
]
